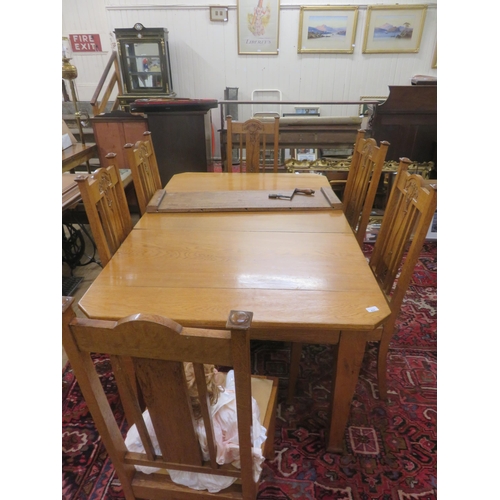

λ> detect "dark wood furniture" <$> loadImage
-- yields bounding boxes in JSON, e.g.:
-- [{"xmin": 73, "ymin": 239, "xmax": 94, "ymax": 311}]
[
  {"xmin": 370, "ymin": 85, "xmax": 437, "ymax": 164},
  {"xmin": 129, "ymin": 99, "xmax": 218, "ymax": 186},
  {"xmin": 146, "ymin": 110, "xmax": 211, "ymax": 185}
]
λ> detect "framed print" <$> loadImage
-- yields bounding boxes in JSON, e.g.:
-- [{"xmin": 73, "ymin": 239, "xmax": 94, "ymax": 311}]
[
  {"xmin": 210, "ymin": 6, "xmax": 228, "ymax": 22},
  {"xmin": 358, "ymin": 96, "xmax": 387, "ymax": 116},
  {"xmin": 298, "ymin": 6, "xmax": 359, "ymax": 54},
  {"xmin": 297, "ymin": 148, "xmax": 317, "ymax": 161},
  {"xmin": 426, "ymin": 211, "xmax": 437, "ymax": 240},
  {"xmin": 237, "ymin": 0, "xmax": 280, "ymax": 55},
  {"xmin": 362, "ymin": 5, "xmax": 427, "ymax": 54}
]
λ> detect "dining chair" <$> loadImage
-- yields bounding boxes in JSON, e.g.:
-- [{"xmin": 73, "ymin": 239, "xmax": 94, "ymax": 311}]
[
  {"xmin": 62, "ymin": 297, "xmax": 278, "ymax": 500},
  {"xmin": 341, "ymin": 129, "xmax": 390, "ymax": 246},
  {"xmin": 288, "ymin": 158, "xmax": 437, "ymax": 402},
  {"xmin": 226, "ymin": 115, "xmax": 280, "ymax": 173},
  {"xmin": 124, "ymin": 131, "xmax": 162, "ymax": 215},
  {"xmin": 75, "ymin": 160, "xmax": 132, "ymax": 267}
]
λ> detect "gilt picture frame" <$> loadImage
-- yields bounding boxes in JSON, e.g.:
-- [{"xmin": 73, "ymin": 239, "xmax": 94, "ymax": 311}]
[
  {"xmin": 431, "ymin": 43, "xmax": 437, "ymax": 68},
  {"xmin": 362, "ymin": 5, "xmax": 427, "ymax": 54},
  {"xmin": 237, "ymin": 0, "xmax": 280, "ymax": 55},
  {"xmin": 298, "ymin": 6, "xmax": 359, "ymax": 54}
]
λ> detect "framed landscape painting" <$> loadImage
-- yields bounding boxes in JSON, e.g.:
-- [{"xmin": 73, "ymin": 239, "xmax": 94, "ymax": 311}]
[
  {"xmin": 297, "ymin": 148, "xmax": 317, "ymax": 161},
  {"xmin": 298, "ymin": 6, "xmax": 359, "ymax": 54},
  {"xmin": 362, "ymin": 5, "xmax": 427, "ymax": 54},
  {"xmin": 237, "ymin": 0, "xmax": 280, "ymax": 55}
]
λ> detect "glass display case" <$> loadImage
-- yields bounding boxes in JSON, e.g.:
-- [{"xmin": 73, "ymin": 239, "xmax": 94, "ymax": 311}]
[{"xmin": 114, "ymin": 24, "xmax": 175, "ymax": 105}]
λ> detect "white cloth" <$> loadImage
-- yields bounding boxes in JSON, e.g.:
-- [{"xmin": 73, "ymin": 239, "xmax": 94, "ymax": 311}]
[{"xmin": 124, "ymin": 370, "xmax": 267, "ymax": 493}]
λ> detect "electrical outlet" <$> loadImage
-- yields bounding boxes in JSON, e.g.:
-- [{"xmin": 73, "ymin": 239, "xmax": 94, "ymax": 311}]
[{"xmin": 210, "ymin": 6, "xmax": 228, "ymax": 22}]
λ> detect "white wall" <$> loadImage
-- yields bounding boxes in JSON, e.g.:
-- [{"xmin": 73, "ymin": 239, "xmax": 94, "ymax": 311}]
[{"xmin": 62, "ymin": 0, "xmax": 437, "ymax": 154}]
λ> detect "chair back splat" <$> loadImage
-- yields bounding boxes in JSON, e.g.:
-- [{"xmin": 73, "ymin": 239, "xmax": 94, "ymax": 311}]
[
  {"xmin": 124, "ymin": 131, "xmax": 162, "ymax": 215},
  {"xmin": 62, "ymin": 297, "xmax": 278, "ymax": 500},
  {"xmin": 370, "ymin": 158, "xmax": 437, "ymax": 317},
  {"xmin": 75, "ymin": 161, "xmax": 132, "ymax": 267},
  {"xmin": 226, "ymin": 116, "xmax": 280, "ymax": 173},
  {"xmin": 368, "ymin": 158, "xmax": 437, "ymax": 398},
  {"xmin": 287, "ymin": 158, "xmax": 437, "ymax": 402},
  {"xmin": 342, "ymin": 129, "xmax": 389, "ymax": 246}
]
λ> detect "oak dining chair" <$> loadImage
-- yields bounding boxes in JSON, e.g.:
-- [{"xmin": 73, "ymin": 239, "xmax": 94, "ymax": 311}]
[
  {"xmin": 341, "ymin": 129, "xmax": 389, "ymax": 246},
  {"xmin": 124, "ymin": 131, "xmax": 162, "ymax": 215},
  {"xmin": 62, "ymin": 297, "xmax": 278, "ymax": 500},
  {"xmin": 226, "ymin": 116, "xmax": 280, "ymax": 173},
  {"xmin": 288, "ymin": 158, "xmax": 437, "ymax": 401},
  {"xmin": 75, "ymin": 160, "xmax": 132, "ymax": 267}
]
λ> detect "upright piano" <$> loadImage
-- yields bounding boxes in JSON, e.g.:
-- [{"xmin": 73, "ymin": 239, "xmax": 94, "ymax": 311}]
[{"xmin": 371, "ymin": 85, "xmax": 437, "ymax": 166}]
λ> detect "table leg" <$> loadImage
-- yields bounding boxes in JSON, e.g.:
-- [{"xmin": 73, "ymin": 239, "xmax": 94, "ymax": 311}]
[{"xmin": 326, "ymin": 330, "xmax": 366, "ymax": 453}]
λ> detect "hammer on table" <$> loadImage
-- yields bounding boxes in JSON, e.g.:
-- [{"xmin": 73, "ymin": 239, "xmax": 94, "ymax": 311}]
[{"xmin": 268, "ymin": 188, "xmax": 315, "ymax": 200}]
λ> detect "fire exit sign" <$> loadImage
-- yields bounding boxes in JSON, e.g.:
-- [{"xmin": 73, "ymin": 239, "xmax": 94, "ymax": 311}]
[{"xmin": 69, "ymin": 34, "xmax": 102, "ymax": 52}]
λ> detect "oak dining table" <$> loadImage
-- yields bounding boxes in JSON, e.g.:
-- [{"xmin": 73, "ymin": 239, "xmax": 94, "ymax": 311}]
[{"xmin": 78, "ymin": 172, "xmax": 391, "ymax": 453}]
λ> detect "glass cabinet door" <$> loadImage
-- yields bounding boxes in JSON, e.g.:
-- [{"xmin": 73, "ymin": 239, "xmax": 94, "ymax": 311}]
[{"xmin": 124, "ymin": 42, "xmax": 163, "ymax": 91}]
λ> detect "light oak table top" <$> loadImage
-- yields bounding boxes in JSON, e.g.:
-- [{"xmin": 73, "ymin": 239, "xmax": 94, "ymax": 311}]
[{"xmin": 79, "ymin": 172, "xmax": 391, "ymax": 452}]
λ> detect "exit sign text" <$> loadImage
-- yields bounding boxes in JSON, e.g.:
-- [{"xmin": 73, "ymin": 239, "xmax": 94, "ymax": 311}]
[{"xmin": 69, "ymin": 34, "xmax": 102, "ymax": 52}]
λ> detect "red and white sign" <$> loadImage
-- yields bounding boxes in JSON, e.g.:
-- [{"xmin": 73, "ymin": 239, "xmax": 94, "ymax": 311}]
[{"xmin": 69, "ymin": 34, "xmax": 102, "ymax": 52}]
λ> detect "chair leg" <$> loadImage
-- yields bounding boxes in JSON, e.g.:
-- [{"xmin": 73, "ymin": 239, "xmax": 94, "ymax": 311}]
[
  {"xmin": 287, "ymin": 342, "xmax": 303, "ymax": 404},
  {"xmin": 376, "ymin": 323, "xmax": 395, "ymax": 400},
  {"xmin": 376, "ymin": 340, "xmax": 389, "ymax": 400}
]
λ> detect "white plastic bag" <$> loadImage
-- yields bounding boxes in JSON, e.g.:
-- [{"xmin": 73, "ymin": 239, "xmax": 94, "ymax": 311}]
[{"xmin": 125, "ymin": 370, "xmax": 267, "ymax": 493}]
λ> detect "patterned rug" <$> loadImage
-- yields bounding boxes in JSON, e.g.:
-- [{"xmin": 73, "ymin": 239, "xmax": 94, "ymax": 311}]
[{"xmin": 62, "ymin": 241, "xmax": 437, "ymax": 499}]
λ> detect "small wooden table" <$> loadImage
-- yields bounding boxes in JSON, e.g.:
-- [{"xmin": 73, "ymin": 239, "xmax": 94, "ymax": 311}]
[
  {"xmin": 79, "ymin": 172, "xmax": 391, "ymax": 452},
  {"xmin": 62, "ymin": 143, "xmax": 98, "ymax": 173}
]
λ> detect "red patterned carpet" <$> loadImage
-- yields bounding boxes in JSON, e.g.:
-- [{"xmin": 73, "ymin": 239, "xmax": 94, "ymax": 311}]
[{"xmin": 62, "ymin": 241, "xmax": 437, "ymax": 499}]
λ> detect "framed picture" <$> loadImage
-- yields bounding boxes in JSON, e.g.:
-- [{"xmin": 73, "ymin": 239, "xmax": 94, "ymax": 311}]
[
  {"xmin": 358, "ymin": 96, "xmax": 387, "ymax": 116},
  {"xmin": 237, "ymin": 0, "xmax": 280, "ymax": 55},
  {"xmin": 431, "ymin": 43, "xmax": 437, "ymax": 68},
  {"xmin": 297, "ymin": 148, "xmax": 317, "ymax": 161},
  {"xmin": 426, "ymin": 211, "xmax": 437, "ymax": 240},
  {"xmin": 362, "ymin": 5, "xmax": 427, "ymax": 54},
  {"xmin": 210, "ymin": 6, "xmax": 228, "ymax": 22},
  {"xmin": 298, "ymin": 6, "xmax": 358, "ymax": 54}
]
